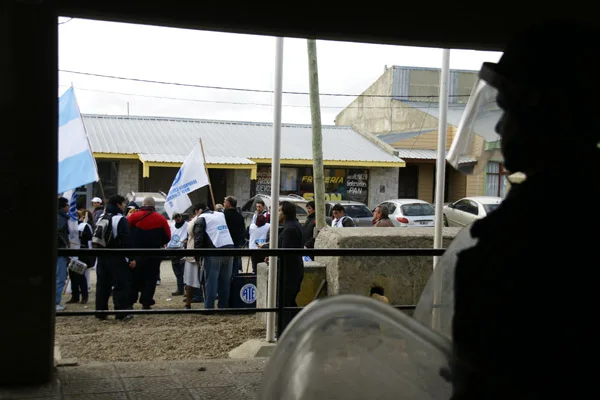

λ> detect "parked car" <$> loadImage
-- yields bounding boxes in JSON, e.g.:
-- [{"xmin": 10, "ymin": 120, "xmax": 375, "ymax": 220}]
[
  {"xmin": 125, "ymin": 191, "xmax": 169, "ymax": 219},
  {"xmin": 240, "ymin": 194, "xmax": 309, "ymax": 226},
  {"xmin": 376, "ymin": 199, "xmax": 435, "ymax": 227},
  {"xmin": 324, "ymin": 200, "xmax": 373, "ymax": 227},
  {"xmin": 443, "ymin": 196, "xmax": 503, "ymax": 227}
]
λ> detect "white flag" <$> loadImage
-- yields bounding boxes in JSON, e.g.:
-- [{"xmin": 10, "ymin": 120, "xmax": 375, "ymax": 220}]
[{"xmin": 164, "ymin": 143, "xmax": 210, "ymax": 218}]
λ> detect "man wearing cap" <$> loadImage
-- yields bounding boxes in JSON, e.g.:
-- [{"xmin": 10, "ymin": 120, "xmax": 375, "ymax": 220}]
[
  {"xmin": 127, "ymin": 196, "xmax": 171, "ymax": 310},
  {"xmin": 91, "ymin": 197, "xmax": 104, "ymax": 226}
]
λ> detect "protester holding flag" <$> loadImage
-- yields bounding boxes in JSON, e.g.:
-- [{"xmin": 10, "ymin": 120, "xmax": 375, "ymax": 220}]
[{"xmin": 164, "ymin": 143, "xmax": 210, "ymax": 219}]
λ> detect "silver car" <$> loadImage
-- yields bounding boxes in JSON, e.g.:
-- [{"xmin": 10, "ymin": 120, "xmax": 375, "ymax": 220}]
[
  {"xmin": 376, "ymin": 199, "xmax": 435, "ymax": 227},
  {"xmin": 325, "ymin": 201, "xmax": 373, "ymax": 227},
  {"xmin": 240, "ymin": 194, "xmax": 309, "ymax": 226},
  {"xmin": 125, "ymin": 191, "xmax": 169, "ymax": 219},
  {"xmin": 443, "ymin": 196, "xmax": 502, "ymax": 227}
]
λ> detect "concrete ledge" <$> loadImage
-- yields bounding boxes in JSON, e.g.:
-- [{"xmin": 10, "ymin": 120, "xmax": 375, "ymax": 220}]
[
  {"xmin": 228, "ymin": 339, "xmax": 276, "ymax": 359},
  {"xmin": 315, "ymin": 226, "xmax": 461, "ymax": 304},
  {"xmin": 256, "ymin": 261, "xmax": 327, "ymax": 323}
]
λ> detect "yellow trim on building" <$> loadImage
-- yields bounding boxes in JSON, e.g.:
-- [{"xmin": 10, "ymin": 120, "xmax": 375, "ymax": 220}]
[
  {"xmin": 140, "ymin": 161, "xmax": 257, "ymax": 179},
  {"xmin": 93, "ymin": 153, "xmax": 400, "ymax": 179},
  {"xmin": 248, "ymin": 158, "xmax": 405, "ymax": 168}
]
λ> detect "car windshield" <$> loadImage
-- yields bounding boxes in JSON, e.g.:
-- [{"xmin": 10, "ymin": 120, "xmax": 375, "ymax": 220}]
[
  {"xmin": 401, "ymin": 203, "xmax": 434, "ymax": 216},
  {"xmin": 343, "ymin": 205, "xmax": 373, "ymax": 218},
  {"xmin": 155, "ymin": 202, "xmax": 165, "ymax": 214},
  {"xmin": 483, "ymin": 203, "xmax": 499, "ymax": 213}
]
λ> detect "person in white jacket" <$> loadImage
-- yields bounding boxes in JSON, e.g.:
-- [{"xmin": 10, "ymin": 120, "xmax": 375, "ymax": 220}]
[
  {"xmin": 183, "ymin": 207, "xmax": 202, "ymax": 309},
  {"xmin": 248, "ymin": 214, "xmax": 269, "ymax": 274},
  {"xmin": 167, "ymin": 213, "xmax": 188, "ymax": 296}
]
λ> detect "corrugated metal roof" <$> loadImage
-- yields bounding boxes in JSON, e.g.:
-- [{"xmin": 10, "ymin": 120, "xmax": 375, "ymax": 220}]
[
  {"xmin": 83, "ymin": 115, "xmax": 403, "ymax": 164},
  {"xmin": 137, "ymin": 153, "xmax": 254, "ymax": 165},
  {"xmin": 395, "ymin": 148, "xmax": 476, "ymax": 163},
  {"xmin": 377, "ymin": 130, "xmax": 436, "ymax": 144}
]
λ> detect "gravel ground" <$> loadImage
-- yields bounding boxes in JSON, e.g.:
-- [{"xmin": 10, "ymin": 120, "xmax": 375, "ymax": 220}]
[{"xmin": 56, "ymin": 258, "xmax": 265, "ymax": 362}]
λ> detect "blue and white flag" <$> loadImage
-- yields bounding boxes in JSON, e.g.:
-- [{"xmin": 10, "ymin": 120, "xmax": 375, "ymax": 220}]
[
  {"xmin": 61, "ymin": 188, "xmax": 81, "ymax": 250},
  {"xmin": 164, "ymin": 143, "xmax": 210, "ymax": 218},
  {"xmin": 58, "ymin": 87, "xmax": 99, "ymax": 194},
  {"xmin": 68, "ymin": 190, "xmax": 78, "ymax": 221}
]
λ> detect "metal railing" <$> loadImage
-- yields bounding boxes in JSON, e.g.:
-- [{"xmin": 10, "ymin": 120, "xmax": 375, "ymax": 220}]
[{"xmin": 56, "ymin": 247, "xmax": 445, "ymax": 333}]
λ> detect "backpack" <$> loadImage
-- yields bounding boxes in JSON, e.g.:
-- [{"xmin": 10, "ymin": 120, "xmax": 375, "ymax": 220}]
[{"xmin": 92, "ymin": 213, "xmax": 122, "ymax": 248}]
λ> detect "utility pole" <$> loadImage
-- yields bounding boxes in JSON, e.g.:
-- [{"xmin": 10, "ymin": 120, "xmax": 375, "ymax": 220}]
[{"xmin": 307, "ymin": 39, "xmax": 326, "ymax": 229}]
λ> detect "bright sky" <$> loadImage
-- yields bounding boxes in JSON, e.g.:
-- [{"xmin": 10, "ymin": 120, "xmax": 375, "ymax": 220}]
[{"xmin": 58, "ymin": 18, "xmax": 501, "ymax": 125}]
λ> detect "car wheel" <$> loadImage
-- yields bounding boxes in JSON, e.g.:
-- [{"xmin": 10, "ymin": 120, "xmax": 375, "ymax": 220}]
[{"xmin": 443, "ymin": 214, "xmax": 449, "ymax": 227}]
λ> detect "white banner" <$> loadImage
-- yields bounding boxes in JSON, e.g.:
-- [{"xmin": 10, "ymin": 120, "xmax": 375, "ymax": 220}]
[{"xmin": 164, "ymin": 143, "xmax": 210, "ymax": 218}]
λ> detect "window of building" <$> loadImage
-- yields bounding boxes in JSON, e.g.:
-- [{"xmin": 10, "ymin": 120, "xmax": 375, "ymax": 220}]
[
  {"xmin": 94, "ymin": 160, "xmax": 119, "ymax": 199},
  {"xmin": 485, "ymin": 162, "xmax": 508, "ymax": 197}
]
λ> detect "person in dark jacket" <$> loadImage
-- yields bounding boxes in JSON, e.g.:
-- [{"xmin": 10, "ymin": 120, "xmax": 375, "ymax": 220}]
[
  {"xmin": 302, "ymin": 201, "xmax": 317, "ymax": 260},
  {"xmin": 95, "ymin": 194, "xmax": 136, "ymax": 320},
  {"xmin": 56, "ymin": 197, "xmax": 70, "ymax": 311},
  {"xmin": 276, "ymin": 201, "xmax": 305, "ymax": 336},
  {"xmin": 127, "ymin": 196, "xmax": 171, "ymax": 309},
  {"xmin": 448, "ymin": 23, "xmax": 600, "ymax": 400},
  {"xmin": 223, "ymin": 196, "xmax": 246, "ymax": 276}
]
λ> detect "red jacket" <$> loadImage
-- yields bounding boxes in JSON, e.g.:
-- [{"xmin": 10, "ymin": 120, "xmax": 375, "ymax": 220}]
[{"xmin": 127, "ymin": 206, "xmax": 171, "ymax": 248}]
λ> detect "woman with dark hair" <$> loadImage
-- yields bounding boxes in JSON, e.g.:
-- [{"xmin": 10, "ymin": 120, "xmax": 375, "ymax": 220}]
[{"xmin": 276, "ymin": 201, "xmax": 304, "ymax": 336}]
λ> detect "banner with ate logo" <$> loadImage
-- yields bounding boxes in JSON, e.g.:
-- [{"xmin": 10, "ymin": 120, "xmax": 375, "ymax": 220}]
[{"xmin": 164, "ymin": 143, "xmax": 210, "ymax": 218}]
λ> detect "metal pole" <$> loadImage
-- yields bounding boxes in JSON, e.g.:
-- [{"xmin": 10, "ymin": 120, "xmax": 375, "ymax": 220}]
[
  {"xmin": 266, "ymin": 37, "xmax": 284, "ymax": 343},
  {"xmin": 433, "ymin": 49, "xmax": 450, "ymax": 268}
]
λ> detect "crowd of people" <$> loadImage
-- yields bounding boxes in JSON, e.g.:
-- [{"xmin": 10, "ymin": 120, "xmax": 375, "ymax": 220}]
[{"xmin": 56, "ymin": 194, "xmax": 312, "ymax": 334}]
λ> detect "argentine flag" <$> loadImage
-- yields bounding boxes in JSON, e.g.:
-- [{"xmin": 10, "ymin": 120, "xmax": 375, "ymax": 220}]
[{"xmin": 58, "ymin": 87, "xmax": 99, "ymax": 194}]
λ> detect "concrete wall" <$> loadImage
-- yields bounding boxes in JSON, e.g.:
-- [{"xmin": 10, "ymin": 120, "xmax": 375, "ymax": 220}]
[
  {"xmin": 225, "ymin": 169, "xmax": 251, "ymax": 202},
  {"xmin": 335, "ymin": 68, "xmax": 392, "ymax": 133},
  {"xmin": 368, "ymin": 167, "xmax": 399, "ymax": 208},
  {"xmin": 117, "ymin": 160, "xmax": 140, "ymax": 195},
  {"xmin": 256, "ymin": 261, "xmax": 327, "ymax": 323},
  {"xmin": 233, "ymin": 169, "xmax": 251, "ymax": 203},
  {"xmin": 315, "ymin": 227, "xmax": 460, "ymax": 305}
]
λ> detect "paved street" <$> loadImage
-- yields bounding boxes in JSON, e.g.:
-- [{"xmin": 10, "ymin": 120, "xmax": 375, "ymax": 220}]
[{"xmin": 0, "ymin": 359, "xmax": 267, "ymax": 399}]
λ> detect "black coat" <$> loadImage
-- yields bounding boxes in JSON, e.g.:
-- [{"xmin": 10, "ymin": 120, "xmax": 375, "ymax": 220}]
[
  {"xmin": 224, "ymin": 207, "xmax": 246, "ymax": 247},
  {"xmin": 57, "ymin": 209, "xmax": 70, "ymax": 249},
  {"xmin": 302, "ymin": 212, "xmax": 316, "ymax": 247},
  {"xmin": 451, "ymin": 164, "xmax": 600, "ymax": 399},
  {"xmin": 278, "ymin": 218, "xmax": 304, "ymax": 285}
]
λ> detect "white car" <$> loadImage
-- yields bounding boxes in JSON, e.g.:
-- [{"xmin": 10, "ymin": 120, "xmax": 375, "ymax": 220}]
[
  {"xmin": 376, "ymin": 199, "xmax": 435, "ymax": 227},
  {"xmin": 443, "ymin": 196, "xmax": 502, "ymax": 227}
]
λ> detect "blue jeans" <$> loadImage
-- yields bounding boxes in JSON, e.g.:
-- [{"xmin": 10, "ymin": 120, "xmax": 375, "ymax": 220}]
[
  {"xmin": 56, "ymin": 256, "xmax": 68, "ymax": 305},
  {"xmin": 203, "ymin": 256, "xmax": 233, "ymax": 309}
]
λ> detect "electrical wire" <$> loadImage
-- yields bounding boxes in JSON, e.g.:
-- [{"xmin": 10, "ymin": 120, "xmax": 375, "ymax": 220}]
[
  {"xmin": 59, "ymin": 69, "xmax": 469, "ymax": 99},
  {"xmin": 58, "ymin": 84, "xmax": 457, "ymax": 110}
]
